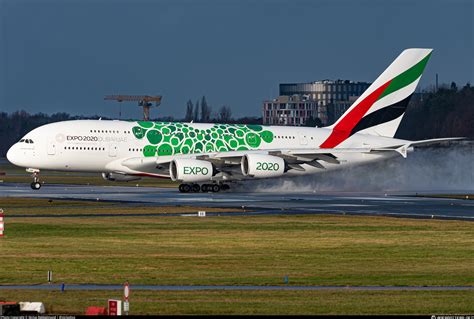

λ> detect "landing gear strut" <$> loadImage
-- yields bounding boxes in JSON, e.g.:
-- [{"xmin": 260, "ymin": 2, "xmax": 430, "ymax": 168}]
[
  {"xmin": 178, "ymin": 183, "xmax": 230, "ymax": 193},
  {"xmin": 28, "ymin": 169, "xmax": 42, "ymax": 190}
]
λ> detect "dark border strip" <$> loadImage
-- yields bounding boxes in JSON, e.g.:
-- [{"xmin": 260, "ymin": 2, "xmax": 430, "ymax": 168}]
[
  {"xmin": 4, "ymin": 208, "xmax": 474, "ymax": 222},
  {"xmin": 0, "ymin": 284, "xmax": 473, "ymax": 291}
]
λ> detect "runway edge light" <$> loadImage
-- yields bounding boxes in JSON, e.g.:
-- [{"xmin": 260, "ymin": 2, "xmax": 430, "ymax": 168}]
[
  {"xmin": 124, "ymin": 281, "xmax": 130, "ymax": 316},
  {"xmin": 0, "ymin": 209, "xmax": 4, "ymax": 237}
]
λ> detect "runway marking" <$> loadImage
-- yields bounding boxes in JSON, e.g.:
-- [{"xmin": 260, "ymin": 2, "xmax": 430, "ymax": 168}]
[
  {"xmin": 317, "ymin": 204, "xmax": 373, "ymax": 207},
  {"xmin": 1, "ymin": 183, "xmax": 473, "ymax": 221},
  {"xmin": 0, "ymin": 284, "xmax": 473, "ymax": 291}
]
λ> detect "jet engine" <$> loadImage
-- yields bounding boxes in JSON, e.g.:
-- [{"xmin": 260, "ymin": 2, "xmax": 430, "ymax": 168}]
[
  {"xmin": 101, "ymin": 172, "xmax": 141, "ymax": 182},
  {"xmin": 241, "ymin": 154, "xmax": 285, "ymax": 178},
  {"xmin": 169, "ymin": 159, "xmax": 214, "ymax": 182}
]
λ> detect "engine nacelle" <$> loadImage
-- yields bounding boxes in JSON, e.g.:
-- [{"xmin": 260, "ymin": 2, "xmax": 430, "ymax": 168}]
[
  {"xmin": 169, "ymin": 159, "xmax": 214, "ymax": 182},
  {"xmin": 101, "ymin": 172, "xmax": 141, "ymax": 182},
  {"xmin": 241, "ymin": 154, "xmax": 285, "ymax": 178}
]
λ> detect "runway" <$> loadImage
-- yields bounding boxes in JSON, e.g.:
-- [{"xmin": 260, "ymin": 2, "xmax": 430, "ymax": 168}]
[
  {"xmin": 1, "ymin": 183, "xmax": 473, "ymax": 221},
  {"xmin": 1, "ymin": 284, "xmax": 473, "ymax": 291}
]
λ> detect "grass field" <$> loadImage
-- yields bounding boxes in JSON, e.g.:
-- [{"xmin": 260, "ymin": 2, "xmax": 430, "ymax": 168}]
[
  {"xmin": 1, "ymin": 289, "xmax": 473, "ymax": 315},
  {"xmin": 0, "ymin": 197, "xmax": 238, "ymax": 215},
  {"xmin": 0, "ymin": 197, "xmax": 473, "ymax": 314}
]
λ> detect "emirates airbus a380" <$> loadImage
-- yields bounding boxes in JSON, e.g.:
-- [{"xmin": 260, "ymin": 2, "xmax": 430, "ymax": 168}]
[{"xmin": 6, "ymin": 49, "xmax": 461, "ymax": 192}]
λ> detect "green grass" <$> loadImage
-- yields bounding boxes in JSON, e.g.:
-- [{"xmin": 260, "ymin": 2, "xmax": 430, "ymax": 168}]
[
  {"xmin": 0, "ymin": 197, "xmax": 238, "ymax": 215},
  {"xmin": 0, "ymin": 200, "xmax": 473, "ymax": 315},
  {"xmin": 0, "ymin": 197, "xmax": 114, "ymax": 209},
  {"xmin": 1, "ymin": 289, "xmax": 473, "ymax": 315},
  {"xmin": 0, "ymin": 213, "xmax": 472, "ymax": 287}
]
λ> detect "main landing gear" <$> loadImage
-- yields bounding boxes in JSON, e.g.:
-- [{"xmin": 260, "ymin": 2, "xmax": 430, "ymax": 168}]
[
  {"xmin": 28, "ymin": 168, "xmax": 42, "ymax": 190},
  {"xmin": 178, "ymin": 183, "xmax": 230, "ymax": 193}
]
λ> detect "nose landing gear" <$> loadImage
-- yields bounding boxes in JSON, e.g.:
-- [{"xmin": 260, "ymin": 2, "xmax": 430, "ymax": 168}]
[
  {"xmin": 27, "ymin": 168, "xmax": 42, "ymax": 190},
  {"xmin": 31, "ymin": 182, "xmax": 41, "ymax": 190}
]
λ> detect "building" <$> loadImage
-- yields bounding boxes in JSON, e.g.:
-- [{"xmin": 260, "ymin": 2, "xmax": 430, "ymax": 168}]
[
  {"xmin": 262, "ymin": 95, "xmax": 324, "ymax": 126},
  {"xmin": 278, "ymin": 80, "xmax": 371, "ymax": 124}
]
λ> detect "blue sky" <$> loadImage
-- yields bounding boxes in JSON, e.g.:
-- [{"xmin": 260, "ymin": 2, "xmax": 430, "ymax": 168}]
[{"xmin": 1, "ymin": 0, "xmax": 472, "ymax": 119}]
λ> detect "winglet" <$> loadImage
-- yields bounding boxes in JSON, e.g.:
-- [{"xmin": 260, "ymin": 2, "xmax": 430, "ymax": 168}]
[{"xmin": 395, "ymin": 145, "xmax": 409, "ymax": 158}]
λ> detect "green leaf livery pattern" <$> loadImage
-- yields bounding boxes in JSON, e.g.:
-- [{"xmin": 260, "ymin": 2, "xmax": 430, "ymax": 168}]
[{"xmin": 133, "ymin": 122, "xmax": 274, "ymax": 157}]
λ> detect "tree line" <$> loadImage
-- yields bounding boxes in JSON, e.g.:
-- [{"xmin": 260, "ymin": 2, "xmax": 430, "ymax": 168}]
[
  {"xmin": 184, "ymin": 96, "xmax": 233, "ymax": 123},
  {"xmin": 0, "ymin": 111, "xmax": 97, "ymax": 157},
  {"xmin": 0, "ymin": 84, "xmax": 472, "ymax": 157},
  {"xmin": 396, "ymin": 82, "xmax": 474, "ymax": 140}
]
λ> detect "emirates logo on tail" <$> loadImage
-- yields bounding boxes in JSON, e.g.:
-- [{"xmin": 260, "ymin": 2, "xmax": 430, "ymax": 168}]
[{"xmin": 320, "ymin": 48, "xmax": 432, "ymax": 148}]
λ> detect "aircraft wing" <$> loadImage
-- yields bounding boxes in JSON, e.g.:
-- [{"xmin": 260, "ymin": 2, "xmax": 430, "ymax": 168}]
[
  {"xmin": 371, "ymin": 137, "xmax": 465, "ymax": 158},
  {"xmin": 119, "ymin": 148, "xmax": 366, "ymax": 178},
  {"xmin": 118, "ymin": 137, "xmax": 465, "ymax": 178}
]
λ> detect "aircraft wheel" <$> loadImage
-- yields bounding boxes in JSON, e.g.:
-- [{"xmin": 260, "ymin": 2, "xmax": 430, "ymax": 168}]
[
  {"xmin": 201, "ymin": 184, "xmax": 209, "ymax": 192},
  {"xmin": 211, "ymin": 184, "xmax": 220, "ymax": 193},
  {"xmin": 179, "ymin": 184, "xmax": 191, "ymax": 193},
  {"xmin": 31, "ymin": 182, "xmax": 41, "ymax": 190},
  {"xmin": 192, "ymin": 184, "xmax": 201, "ymax": 193}
]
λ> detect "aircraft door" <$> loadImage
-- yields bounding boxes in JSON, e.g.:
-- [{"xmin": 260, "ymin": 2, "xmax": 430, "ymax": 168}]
[
  {"xmin": 299, "ymin": 133, "xmax": 308, "ymax": 145},
  {"xmin": 108, "ymin": 144, "xmax": 118, "ymax": 157},
  {"xmin": 47, "ymin": 137, "xmax": 56, "ymax": 155}
]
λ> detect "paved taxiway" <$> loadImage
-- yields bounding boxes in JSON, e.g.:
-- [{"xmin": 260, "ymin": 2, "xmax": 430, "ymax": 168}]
[
  {"xmin": 0, "ymin": 284, "xmax": 473, "ymax": 291},
  {"xmin": 1, "ymin": 183, "xmax": 473, "ymax": 220}
]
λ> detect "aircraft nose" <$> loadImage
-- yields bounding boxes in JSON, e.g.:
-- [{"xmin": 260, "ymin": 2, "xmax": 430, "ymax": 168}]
[{"xmin": 6, "ymin": 144, "xmax": 19, "ymax": 166}]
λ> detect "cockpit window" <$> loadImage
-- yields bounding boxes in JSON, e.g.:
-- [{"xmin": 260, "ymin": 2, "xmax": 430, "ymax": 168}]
[
  {"xmin": 19, "ymin": 139, "xmax": 25, "ymax": 143},
  {"xmin": 19, "ymin": 139, "xmax": 34, "ymax": 144}
]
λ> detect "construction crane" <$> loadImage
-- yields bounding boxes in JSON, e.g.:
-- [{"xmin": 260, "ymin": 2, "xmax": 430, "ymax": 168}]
[{"xmin": 104, "ymin": 95, "xmax": 162, "ymax": 121}]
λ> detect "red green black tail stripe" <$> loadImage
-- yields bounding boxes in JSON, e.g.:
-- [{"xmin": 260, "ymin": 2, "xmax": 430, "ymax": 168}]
[
  {"xmin": 320, "ymin": 52, "xmax": 431, "ymax": 148},
  {"xmin": 320, "ymin": 80, "xmax": 391, "ymax": 148},
  {"xmin": 349, "ymin": 93, "xmax": 412, "ymax": 137}
]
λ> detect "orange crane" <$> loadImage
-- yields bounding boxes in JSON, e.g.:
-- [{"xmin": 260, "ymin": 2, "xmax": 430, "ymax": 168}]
[{"xmin": 104, "ymin": 95, "xmax": 162, "ymax": 121}]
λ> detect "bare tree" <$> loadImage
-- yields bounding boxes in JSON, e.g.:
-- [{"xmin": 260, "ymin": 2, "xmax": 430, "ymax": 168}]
[
  {"xmin": 218, "ymin": 105, "xmax": 232, "ymax": 122},
  {"xmin": 184, "ymin": 100, "xmax": 194, "ymax": 122},
  {"xmin": 200, "ymin": 96, "xmax": 212, "ymax": 122},
  {"xmin": 193, "ymin": 99, "xmax": 200, "ymax": 122}
]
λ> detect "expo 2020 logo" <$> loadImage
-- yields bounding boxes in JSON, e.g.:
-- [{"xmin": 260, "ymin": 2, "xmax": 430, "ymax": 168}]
[{"xmin": 55, "ymin": 133, "xmax": 65, "ymax": 143}]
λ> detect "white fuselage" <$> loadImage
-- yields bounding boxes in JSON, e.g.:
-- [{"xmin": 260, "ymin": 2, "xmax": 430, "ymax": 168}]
[{"xmin": 6, "ymin": 120, "xmax": 409, "ymax": 179}]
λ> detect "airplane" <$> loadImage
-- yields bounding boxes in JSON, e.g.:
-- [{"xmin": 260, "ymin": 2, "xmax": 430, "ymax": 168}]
[{"xmin": 6, "ymin": 48, "xmax": 462, "ymax": 193}]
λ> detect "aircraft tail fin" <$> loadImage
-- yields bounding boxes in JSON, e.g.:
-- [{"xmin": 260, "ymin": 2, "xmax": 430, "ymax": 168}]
[{"xmin": 320, "ymin": 48, "xmax": 432, "ymax": 148}]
